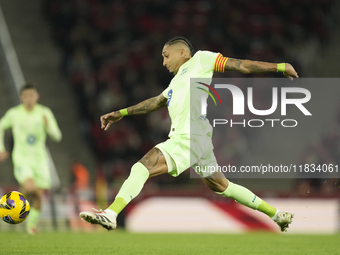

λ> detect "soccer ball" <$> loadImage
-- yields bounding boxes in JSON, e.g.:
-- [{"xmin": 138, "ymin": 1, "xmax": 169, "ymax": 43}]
[{"xmin": 0, "ymin": 191, "xmax": 30, "ymax": 224}]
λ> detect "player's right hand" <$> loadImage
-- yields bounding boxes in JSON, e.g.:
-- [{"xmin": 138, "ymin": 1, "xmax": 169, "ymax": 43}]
[
  {"xmin": 0, "ymin": 151, "xmax": 9, "ymax": 162},
  {"xmin": 283, "ymin": 63, "xmax": 299, "ymax": 80},
  {"xmin": 100, "ymin": 111, "xmax": 123, "ymax": 131}
]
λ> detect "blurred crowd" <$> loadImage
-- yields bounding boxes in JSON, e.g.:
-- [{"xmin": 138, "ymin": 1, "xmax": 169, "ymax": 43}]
[
  {"xmin": 296, "ymin": 105, "xmax": 340, "ymax": 196},
  {"xmin": 43, "ymin": 0, "xmax": 336, "ymax": 191}
]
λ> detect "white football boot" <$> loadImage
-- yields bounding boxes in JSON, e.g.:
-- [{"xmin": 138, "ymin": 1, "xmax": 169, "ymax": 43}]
[
  {"xmin": 274, "ymin": 211, "xmax": 293, "ymax": 232},
  {"xmin": 80, "ymin": 208, "xmax": 117, "ymax": 231}
]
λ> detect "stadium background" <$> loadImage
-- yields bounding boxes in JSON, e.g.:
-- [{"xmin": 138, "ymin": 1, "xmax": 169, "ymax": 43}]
[{"xmin": 0, "ymin": 0, "xmax": 339, "ymax": 234}]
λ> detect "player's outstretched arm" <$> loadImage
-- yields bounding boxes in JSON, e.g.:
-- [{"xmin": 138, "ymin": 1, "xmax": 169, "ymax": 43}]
[
  {"xmin": 224, "ymin": 58, "xmax": 299, "ymax": 80},
  {"xmin": 101, "ymin": 93, "xmax": 167, "ymax": 130},
  {"xmin": 0, "ymin": 111, "xmax": 11, "ymax": 162},
  {"xmin": 43, "ymin": 109, "xmax": 62, "ymax": 142}
]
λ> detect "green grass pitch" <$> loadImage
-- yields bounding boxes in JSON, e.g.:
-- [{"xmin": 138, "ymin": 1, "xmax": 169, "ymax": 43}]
[{"xmin": 1, "ymin": 231, "xmax": 339, "ymax": 255}]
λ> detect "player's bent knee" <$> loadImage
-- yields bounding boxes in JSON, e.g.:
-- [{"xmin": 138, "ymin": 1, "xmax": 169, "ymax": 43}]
[
  {"xmin": 138, "ymin": 147, "xmax": 164, "ymax": 169},
  {"xmin": 130, "ymin": 162, "xmax": 150, "ymax": 181},
  {"xmin": 36, "ymin": 189, "xmax": 44, "ymax": 197},
  {"xmin": 28, "ymin": 189, "xmax": 40, "ymax": 198},
  {"xmin": 138, "ymin": 147, "xmax": 168, "ymax": 177},
  {"xmin": 210, "ymin": 183, "xmax": 227, "ymax": 193},
  {"xmin": 22, "ymin": 186, "xmax": 36, "ymax": 195},
  {"xmin": 202, "ymin": 177, "xmax": 229, "ymax": 193},
  {"xmin": 21, "ymin": 178, "xmax": 37, "ymax": 194}
]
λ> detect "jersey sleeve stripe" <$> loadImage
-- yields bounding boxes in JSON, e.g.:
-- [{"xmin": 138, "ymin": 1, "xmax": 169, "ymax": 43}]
[
  {"xmin": 214, "ymin": 54, "xmax": 228, "ymax": 72},
  {"xmin": 216, "ymin": 56, "xmax": 222, "ymax": 72},
  {"xmin": 215, "ymin": 54, "xmax": 223, "ymax": 72},
  {"xmin": 221, "ymin": 57, "xmax": 228, "ymax": 72},
  {"xmin": 214, "ymin": 54, "xmax": 222, "ymax": 71}
]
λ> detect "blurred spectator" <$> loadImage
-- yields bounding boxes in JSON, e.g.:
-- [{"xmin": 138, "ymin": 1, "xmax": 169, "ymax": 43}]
[{"xmin": 72, "ymin": 160, "xmax": 90, "ymax": 192}]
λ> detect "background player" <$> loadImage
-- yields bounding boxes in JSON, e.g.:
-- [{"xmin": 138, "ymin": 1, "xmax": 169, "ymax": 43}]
[
  {"xmin": 0, "ymin": 84, "xmax": 62, "ymax": 234},
  {"xmin": 80, "ymin": 36, "xmax": 298, "ymax": 232}
]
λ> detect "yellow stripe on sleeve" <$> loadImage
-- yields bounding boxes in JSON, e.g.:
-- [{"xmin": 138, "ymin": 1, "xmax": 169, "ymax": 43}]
[{"xmin": 214, "ymin": 54, "xmax": 229, "ymax": 72}]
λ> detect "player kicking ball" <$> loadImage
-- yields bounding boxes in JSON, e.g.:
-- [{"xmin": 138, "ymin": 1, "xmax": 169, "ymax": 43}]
[
  {"xmin": 80, "ymin": 36, "xmax": 297, "ymax": 232},
  {"xmin": 0, "ymin": 84, "xmax": 62, "ymax": 234}
]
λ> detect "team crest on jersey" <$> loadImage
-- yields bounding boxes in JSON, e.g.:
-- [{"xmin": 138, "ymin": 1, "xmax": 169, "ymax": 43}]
[
  {"xmin": 167, "ymin": 89, "xmax": 173, "ymax": 107},
  {"xmin": 180, "ymin": 67, "xmax": 188, "ymax": 76},
  {"xmin": 27, "ymin": 134, "xmax": 36, "ymax": 145}
]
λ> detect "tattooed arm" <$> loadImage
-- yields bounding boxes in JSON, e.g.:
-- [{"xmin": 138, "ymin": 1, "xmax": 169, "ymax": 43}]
[
  {"xmin": 224, "ymin": 58, "xmax": 299, "ymax": 80},
  {"xmin": 100, "ymin": 93, "xmax": 167, "ymax": 130},
  {"xmin": 128, "ymin": 93, "xmax": 168, "ymax": 115}
]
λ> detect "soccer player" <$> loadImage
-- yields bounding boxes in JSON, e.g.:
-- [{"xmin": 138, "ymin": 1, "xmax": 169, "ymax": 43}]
[
  {"xmin": 80, "ymin": 36, "xmax": 298, "ymax": 232},
  {"xmin": 0, "ymin": 84, "xmax": 62, "ymax": 234}
]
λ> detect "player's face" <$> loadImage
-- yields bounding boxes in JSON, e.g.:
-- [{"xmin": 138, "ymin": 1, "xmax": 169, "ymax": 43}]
[
  {"xmin": 20, "ymin": 89, "xmax": 39, "ymax": 109},
  {"xmin": 162, "ymin": 44, "xmax": 184, "ymax": 75}
]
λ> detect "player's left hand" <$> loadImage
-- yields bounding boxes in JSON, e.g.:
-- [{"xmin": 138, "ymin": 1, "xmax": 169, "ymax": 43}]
[
  {"xmin": 283, "ymin": 63, "xmax": 299, "ymax": 80},
  {"xmin": 0, "ymin": 151, "xmax": 9, "ymax": 162}
]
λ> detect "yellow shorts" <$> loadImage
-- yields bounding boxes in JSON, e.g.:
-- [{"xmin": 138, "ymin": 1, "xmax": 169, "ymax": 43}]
[
  {"xmin": 13, "ymin": 159, "xmax": 51, "ymax": 189},
  {"xmin": 155, "ymin": 134, "xmax": 217, "ymax": 178}
]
